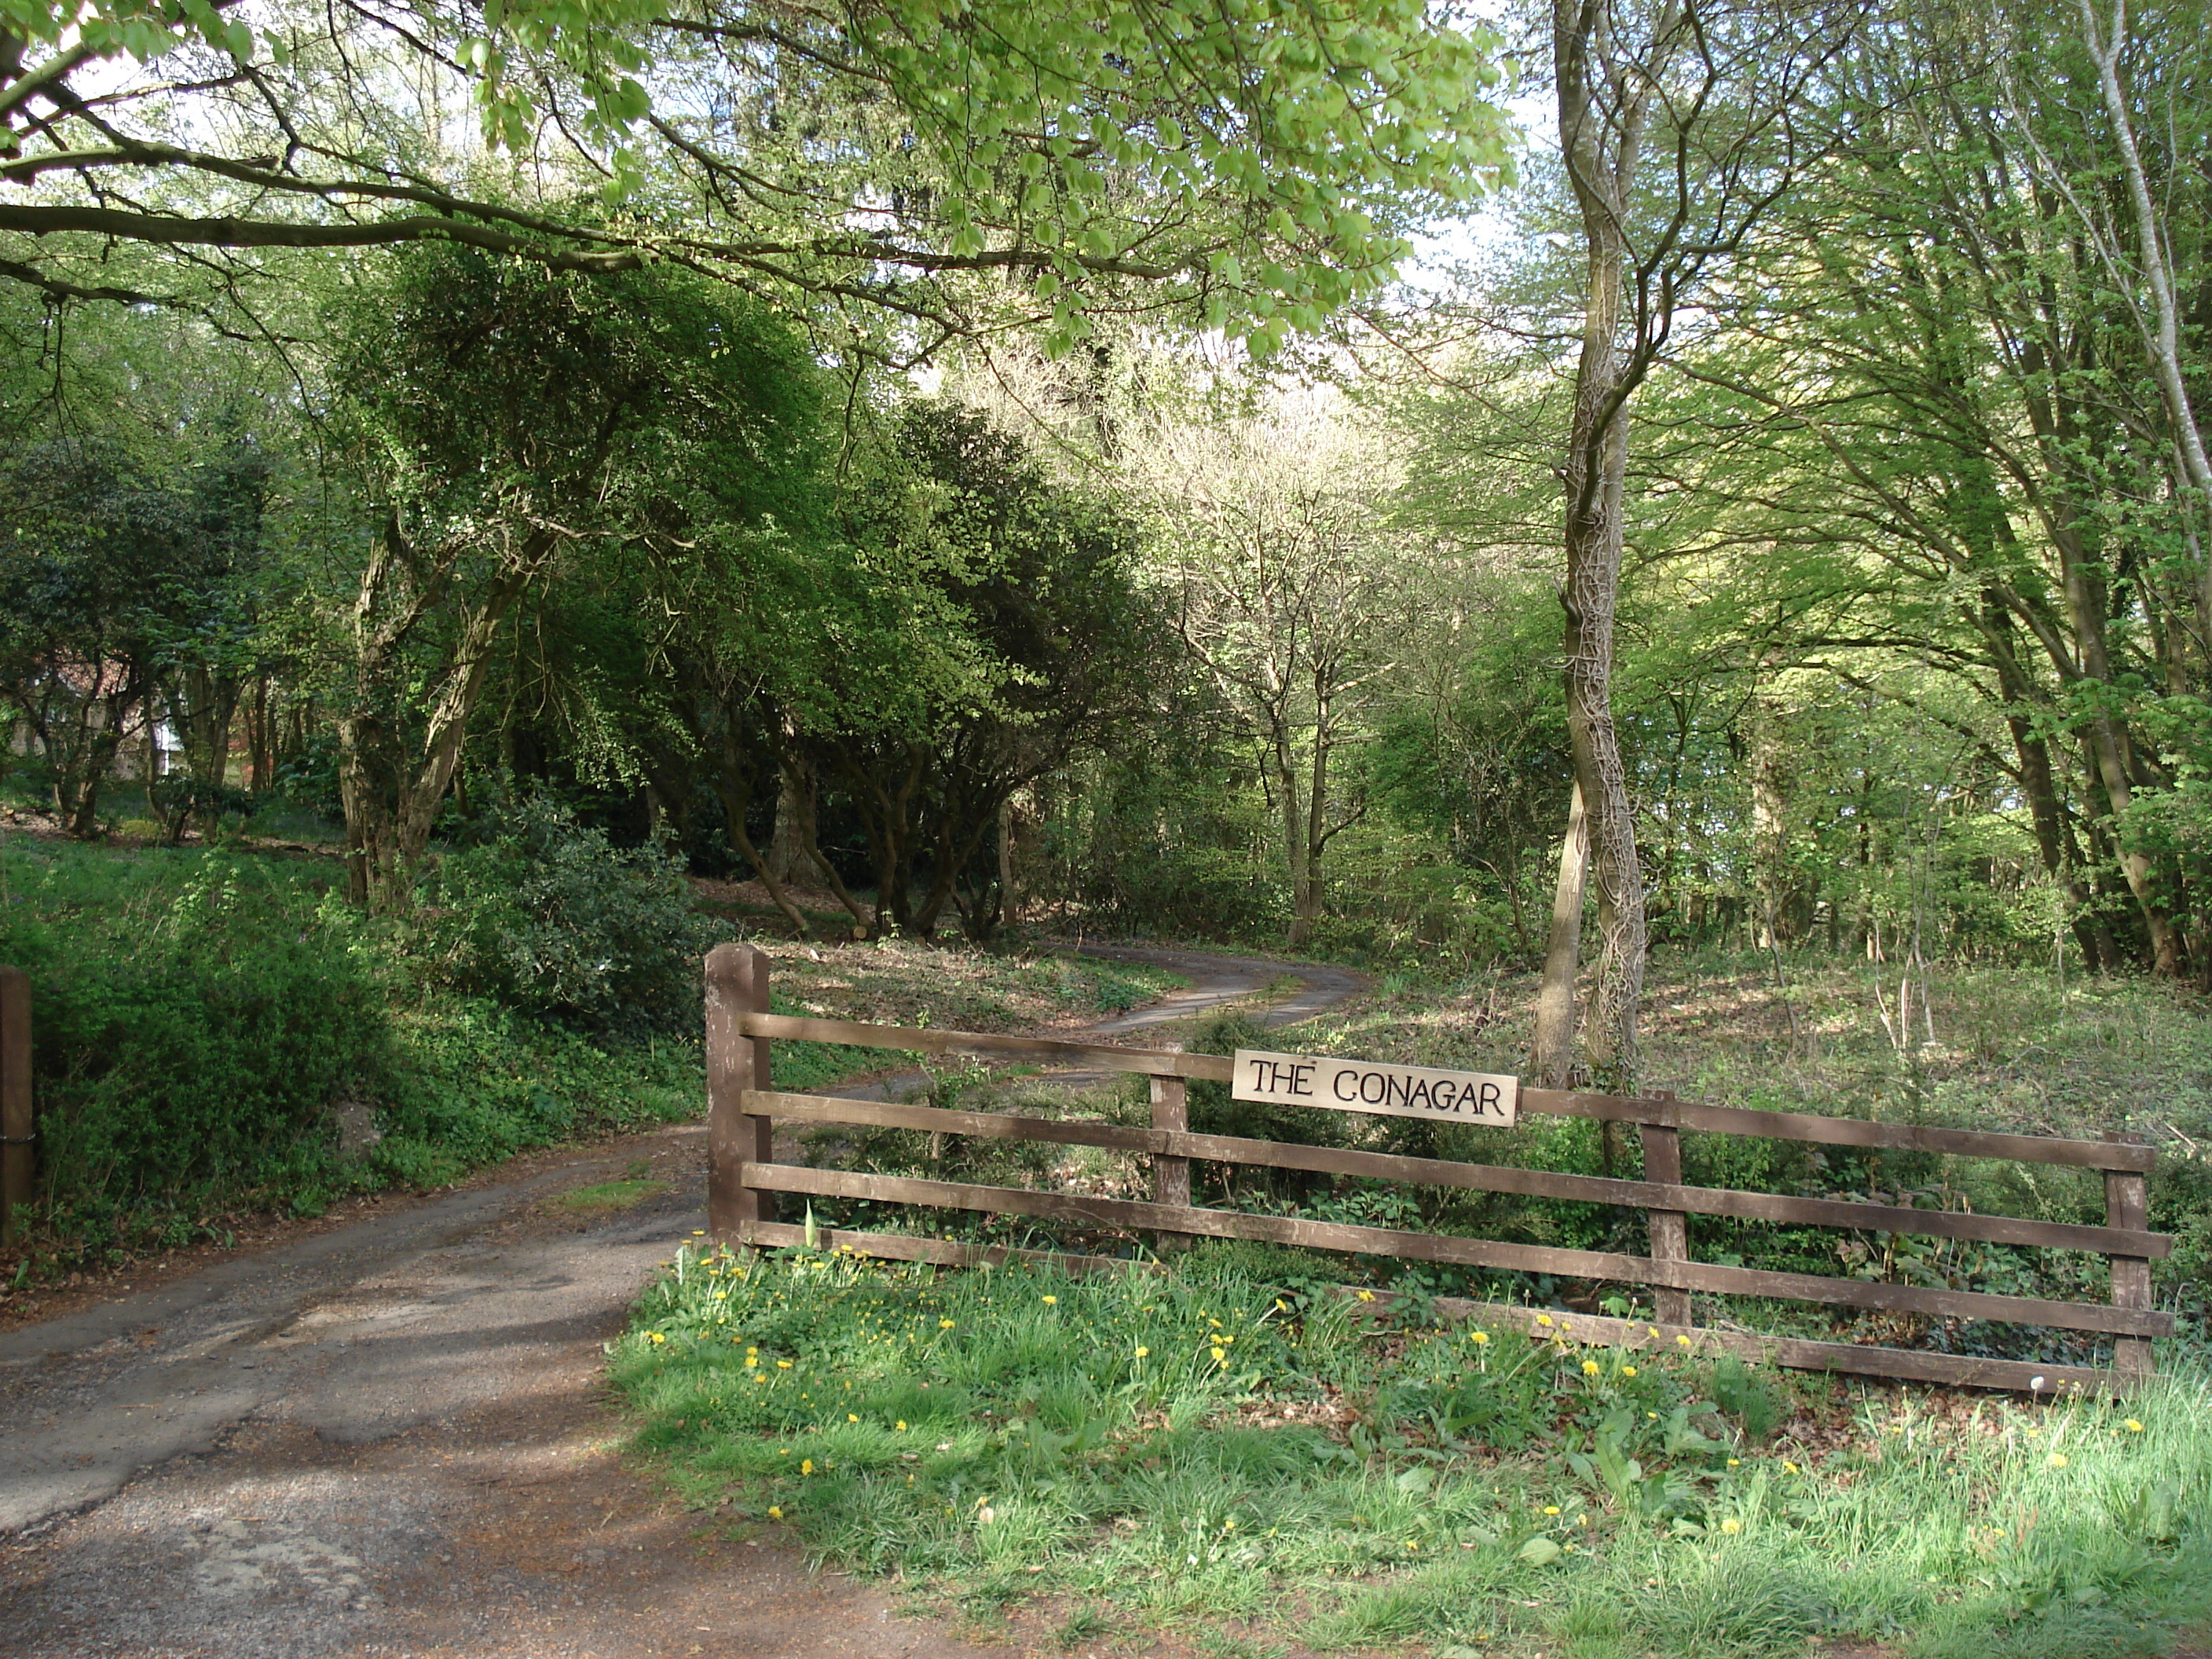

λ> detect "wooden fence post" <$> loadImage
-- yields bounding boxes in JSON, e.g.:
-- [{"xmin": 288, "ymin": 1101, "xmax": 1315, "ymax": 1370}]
[
  {"xmin": 1, "ymin": 967, "xmax": 29, "ymax": 1245},
  {"xmin": 2104, "ymin": 1131, "xmax": 2155, "ymax": 1385},
  {"xmin": 1150, "ymin": 1074, "xmax": 1190, "ymax": 1253},
  {"xmin": 1641, "ymin": 1090, "xmax": 1693, "ymax": 1328},
  {"xmin": 707, "ymin": 943, "xmax": 775, "ymax": 1244}
]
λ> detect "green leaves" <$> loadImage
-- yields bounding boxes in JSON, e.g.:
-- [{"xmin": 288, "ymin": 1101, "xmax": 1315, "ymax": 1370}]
[
  {"xmin": 835, "ymin": 0, "xmax": 1513, "ymax": 343},
  {"xmin": 2, "ymin": 0, "xmax": 1511, "ymax": 358}
]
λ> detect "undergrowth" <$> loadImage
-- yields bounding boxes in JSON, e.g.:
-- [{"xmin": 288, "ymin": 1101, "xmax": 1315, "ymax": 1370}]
[
  {"xmin": 0, "ymin": 834, "xmax": 1186, "ymax": 1282},
  {"xmin": 617, "ymin": 1244, "xmax": 2212, "ymax": 1659}
]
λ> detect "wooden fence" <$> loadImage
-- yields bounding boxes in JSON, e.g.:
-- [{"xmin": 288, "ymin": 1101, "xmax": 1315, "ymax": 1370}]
[{"xmin": 702, "ymin": 943, "xmax": 2171, "ymax": 1394}]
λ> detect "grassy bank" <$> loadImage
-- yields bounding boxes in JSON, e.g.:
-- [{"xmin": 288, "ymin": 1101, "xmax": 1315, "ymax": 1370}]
[
  {"xmin": 0, "ymin": 833, "xmax": 1181, "ymax": 1287},
  {"xmin": 617, "ymin": 1244, "xmax": 2212, "ymax": 1658}
]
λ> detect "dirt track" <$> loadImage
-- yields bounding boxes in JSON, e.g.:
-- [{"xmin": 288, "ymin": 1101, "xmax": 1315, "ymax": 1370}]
[{"xmin": 0, "ymin": 947, "xmax": 1363, "ymax": 1658}]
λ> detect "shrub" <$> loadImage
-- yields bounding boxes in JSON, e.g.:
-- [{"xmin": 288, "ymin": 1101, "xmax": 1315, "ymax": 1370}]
[
  {"xmin": 408, "ymin": 795, "xmax": 716, "ymax": 1034},
  {"xmin": 2, "ymin": 848, "xmax": 401, "ymax": 1231}
]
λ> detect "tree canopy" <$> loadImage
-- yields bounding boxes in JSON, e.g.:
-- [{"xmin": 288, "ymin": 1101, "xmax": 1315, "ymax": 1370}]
[{"xmin": 0, "ymin": 0, "xmax": 1512, "ymax": 353}]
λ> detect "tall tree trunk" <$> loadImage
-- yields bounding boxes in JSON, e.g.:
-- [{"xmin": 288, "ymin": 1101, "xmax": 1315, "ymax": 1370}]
[
  {"xmin": 33, "ymin": 668, "xmax": 139, "ymax": 839},
  {"xmin": 766, "ymin": 754, "xmax": 814, "ymax": 888},
  {"xmin": 1272, "ymin": 723, "xmax": 1313, "ymax": 948},
  {"xmin": 788, "ymin": 765, "xmax": 872, "ymax": 935},
  {"xmin": 339, "ymin": 521, "xmax": 542, "ymax": 910},
  {"xmin": 1748, "ymin": 679, "xmax": 1790, "ymax": 947},
  {"xmin": 712, "ymin": 722, "xmax": 811, "ymax": 938},
  {"xmin": 2056, "ymin": 529, "xmax": 2181, "ymax": 973},
  {"xmin": 1556, "ymin": 0, "xmax": 1666, "ymax": 1095},
  {"xmin": 2078, "ymin": 0, "xmax": 2212, "ymax": 651},
  {"xmin": 1533, "ymin": 777, "xmax": 1590, "ymax": 1089},
  {"xmin": 246, "ymin": 675, "xmax": 273, "ymax": 791},
  {"xmin": 1293, "ymin": 705, "xmax": 1334, "ymax": 949}
]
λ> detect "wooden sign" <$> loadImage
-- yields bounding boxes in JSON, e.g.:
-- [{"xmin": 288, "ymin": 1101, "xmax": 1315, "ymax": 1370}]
[{"xmin": 1232, "ymin": 1049, "xmax": 1518, "ymax": 1127}]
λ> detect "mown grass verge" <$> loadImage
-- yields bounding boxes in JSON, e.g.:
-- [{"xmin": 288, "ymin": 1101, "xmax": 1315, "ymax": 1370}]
[{"xmin": 617, "ymin": 1243, "xmax": 2210, "ymax": 1659}]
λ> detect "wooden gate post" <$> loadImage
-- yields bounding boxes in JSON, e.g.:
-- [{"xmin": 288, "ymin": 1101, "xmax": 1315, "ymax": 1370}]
[
  {"xmin": 1150, "ymin": 1074, "xmax": 1190, "ymax": 1253},
  {"xmin": 2104, "ymin": 1131, "xmax": 2155, "ymax": 1384},
  {"xmin": 1, "ymin": 967, "xmax": 29, "ymax": 1244},
  {"xmin": 1640, "ymin": 1091, "xmax": 1693, "ymax": 1328},
  {"xmin": 707, "ymin": 943, "xmax": 775, "ymax": 1244}
]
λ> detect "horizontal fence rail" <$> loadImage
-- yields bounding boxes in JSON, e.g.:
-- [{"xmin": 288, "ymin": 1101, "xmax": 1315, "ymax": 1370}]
[
  {"xmin": 734, "ymin": 1010, "xmax": 2159, "ymax": 1172},
  {"xmin": 742, "ymin": 1090, "xmax": 2170, "ymax": 1260},
  {"xmin": 705, "ymin": 945, "xmax": 2170, "ymax": 1393}
]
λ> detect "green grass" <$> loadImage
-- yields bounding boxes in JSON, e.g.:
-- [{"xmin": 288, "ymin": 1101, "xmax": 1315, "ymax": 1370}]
[
  {"xmin": 617, "ymin": 1243, "xmax": 2212, "ymax": 1657},
  {"xmin": 551, "ymin": 1177, "xmax": 669, "ymax": 1213}
]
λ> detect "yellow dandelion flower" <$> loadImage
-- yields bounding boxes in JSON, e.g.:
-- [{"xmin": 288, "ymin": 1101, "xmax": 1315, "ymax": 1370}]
[
  {"xmin": 1542, "ymin": 1505, "xmax": 1562, "ymax": 1516},
  {"xmin": 848, "ymin": 1413, "xmax": 859, "ymax": 1423},
  {"xmin": 768, "ymin": 1506, "xmax": 783, "ymax": 1520},
  {"xmin": 1135, "ymin": 1346, "xmax": 1150, "ymax": 1358},
  {"xmin": 2125, "ymin": 1419, "xmax": 2145, "ymax": 1433},
  {"xmin": 1676, "ymin": 1333, "xmax": 1693, "ymax": 1348},
  {"xmin": 1211, "ymin": 1346, "xmax": 1227, "ymax": 1362},
  {"xmin": 777, "ymin": 1359, "xmax": 793, "ymax": 1370},
  {"xmin": 1782, "ymin": 1460, "xmax": 1800, "ymax": 1474},
  {"xmin": 1719, "ymin": 1518, "xmax": 1742, "ymax": 1535},
  {"xmin": 1356, "ymin": 1290, "xmax": 1376, "ymax": 1302},
  {"xmin": 1623, "ymin": 1366, "xmax": 1638, "ymax": 1378},
  {"xmin": 939, "ymin": 1319, "xmax": 955, "ymax": 1329},
  {"xmin": 1648, "ymin": 1326, "xmax": 1662, "ymax": 1339},
  {"xmin": 1536, "ymin": 1314, "xmax": 1555, "ymax": 1327},
  {"xmin": 2046, "ymin": 1452, "xmax": 2068, "ymax": 1469},
  {"xmin": 647, "ymin": 1332, "xmax": 668, "ymax": 1345},
  {"xmin": 1471, "ymin": 1331, "xmax": 1491, "ymax": 1345},
  {"xmin": 744, "ymin": 1356, "xmax": 758, "ymax": 1368},
  {"xmin": 1727, "ymin": 1458, "xmax": 1741, "ymax": 1467},
  {"xmin": 800, "ymin": 1458, "xmax": 815, "ymax": 1475},
  {"xmin": 1581, "ymin": 1359, "xmax": 1601, "ymax": 1375},
  {"xmin": 895, "ymin": 1420, "xmax": 907, "ymax": 1431}
]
